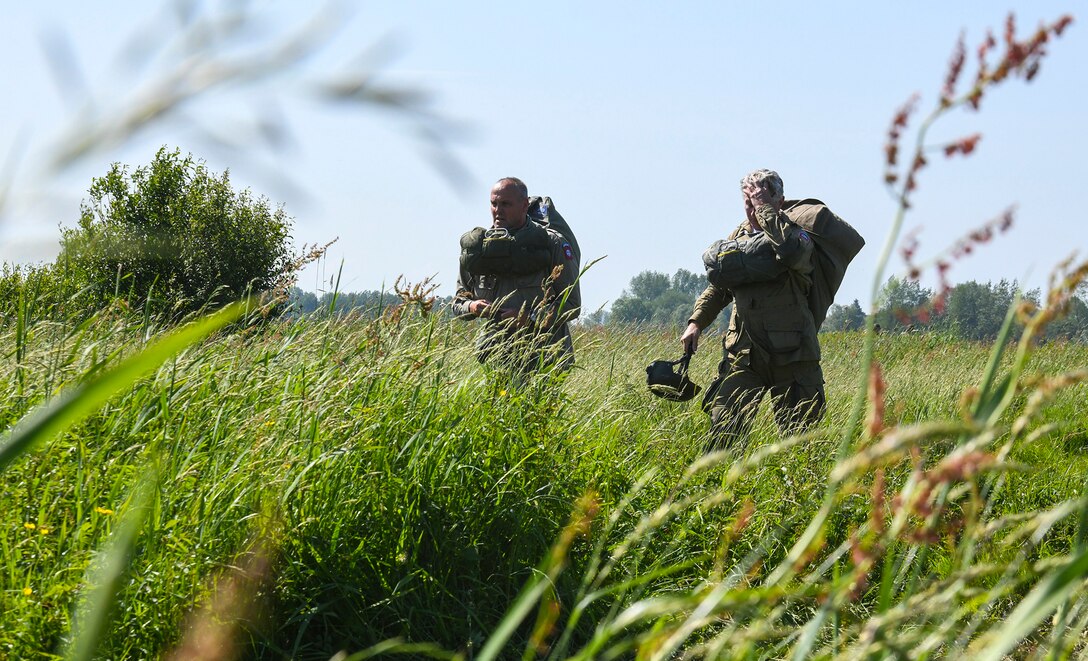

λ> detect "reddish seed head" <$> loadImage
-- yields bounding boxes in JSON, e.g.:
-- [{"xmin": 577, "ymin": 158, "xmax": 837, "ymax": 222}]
[
  {"xmin": 932, "ymin": 293, "xmax": 947, "ymax": 314},
  {"xmin": 885, "ymin": 143, "xmax": 899, "ymax": 168},
  {"xmin": 871, "ymin": 469, "xmax": 887, "ymax": 535},
  {"xmin": 944, "ymin": 133, "xmax": 983, "ymax": 157},
  {"xmin": 866, "ymin": 362, "xmax": 886, "ymax": 439},
  {"xmin": 942, "ymin": 32, "xmax": 968, "ymax": 106}
]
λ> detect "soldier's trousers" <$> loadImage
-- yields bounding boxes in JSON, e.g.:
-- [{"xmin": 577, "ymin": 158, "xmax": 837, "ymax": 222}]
[
  {"xmin": 704, "ymin": 354, "xmax": 825, "ymax": 454},
  {"xmin": 475, "ymin": 322, "xmax": 574, "ymax": 377}
]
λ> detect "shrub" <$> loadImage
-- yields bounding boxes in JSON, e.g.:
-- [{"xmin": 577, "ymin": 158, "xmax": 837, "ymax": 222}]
[{"xmin": 58, "ymin": 147, "xmax": 293, "ymax": 315}]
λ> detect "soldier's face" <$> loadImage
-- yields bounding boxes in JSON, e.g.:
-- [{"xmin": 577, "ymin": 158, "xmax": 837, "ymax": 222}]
[{"xmin": 490, "ymin": 185, "xmax": 529, "ymax": 230}]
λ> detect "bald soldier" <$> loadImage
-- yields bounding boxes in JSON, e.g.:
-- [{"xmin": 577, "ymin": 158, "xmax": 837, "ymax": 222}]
[
  {"xmin": 454, "ymin": 177, "xmax": 581, "ymax": 372},
  {"xmin": 681, "ymin": 169, "xmax": 825, "ymax": 452}
]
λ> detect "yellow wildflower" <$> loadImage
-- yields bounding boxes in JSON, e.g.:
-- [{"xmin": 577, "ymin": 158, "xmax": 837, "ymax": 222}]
[
  {"xmin": 24, "ymin": 522, "xmax": 35, "ymax": 530},
  {"xmin": 39, "ymin": 527, "xmax": 51, "ymax": 535},
  {"xmin": 94, "ymin": 507, "xmax": 114, "ymax": 515},
  {"xmin": 22, "ymin": 587, "xmax": 32, "ymax": 597},
  {"xmin": 499, "ymin": 389, "xmax": 508, "ymax": 397}
]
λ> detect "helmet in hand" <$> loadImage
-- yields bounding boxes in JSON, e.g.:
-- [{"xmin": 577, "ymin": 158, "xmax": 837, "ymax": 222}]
[{"xmin": 646, "ymin": 353, "xmax": 701, "ymax": 402}]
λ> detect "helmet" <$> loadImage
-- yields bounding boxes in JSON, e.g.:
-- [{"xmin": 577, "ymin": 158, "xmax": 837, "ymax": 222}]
[{"xmin": 646, "ymin": 352, "xmax": 701, "ymax": 402}]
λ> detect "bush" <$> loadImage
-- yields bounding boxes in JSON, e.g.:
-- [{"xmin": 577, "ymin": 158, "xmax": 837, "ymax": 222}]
[{"xmin": 58, "ymin": 147, "xmax": 293, "ymax": 315}]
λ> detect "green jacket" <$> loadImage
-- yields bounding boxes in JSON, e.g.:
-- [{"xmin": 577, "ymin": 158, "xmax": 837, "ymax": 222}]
[
  {"xmin": 689, "ymin": 205, "xmax": 819, "ymax": 367},
  {"xmin": 454, "ymin": 219, "xmax": 581, "ymax": 363}
]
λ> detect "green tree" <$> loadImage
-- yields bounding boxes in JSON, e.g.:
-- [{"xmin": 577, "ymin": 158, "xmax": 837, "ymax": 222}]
[
  {"xmin": 610, "ymin": 269, "xmax": 708, "ymax": 327},
  {"xmin": 628, "ymin": 271, "xmax": 671, "ymax": 301},
  {"xmin": 609, "ymin": 295, "xmax": 653, "ymax": 325},
  {"xmin": 286, "ymin": 287, "xmax": 320, "ymax": 315},
  {"xmin": 823, "ymin": 299, "xmax": 867, "ymax": 332},
  {"xmin": 1043, "ymin": 290, "xmax": 1088, "ymax": 342},
  {"xmin": 941, "ymin": 279, "xmax": 1018, "ymax": 341},
  {"xmin": 671, "ymin": 268, "xmax": 705, "ymax": 297},
  {"xmin": 875, "ymin": 276, "xmax": 933, "ymax": 330},
  {"xmin": 58, "ymin": 147, "xmax": 293, "ymax": 315}
]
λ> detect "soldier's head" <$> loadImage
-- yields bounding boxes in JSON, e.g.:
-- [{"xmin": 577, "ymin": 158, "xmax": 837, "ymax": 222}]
[
  {"xmin": 491, "ymin": 177, "xmax": 530, "ymax": 231},
  {"xmin": 740, "ymin": 169, "xmax": 784, "ymax": 229}
]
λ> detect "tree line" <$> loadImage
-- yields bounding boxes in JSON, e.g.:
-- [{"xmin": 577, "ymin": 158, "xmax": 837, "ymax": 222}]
[
  {"xmin": 592, "ymin": 269, "xmax": 1088, "ymax": 342},
  {"xmin": 1, "ymin": 147, "xmax": 1082, "ymax": 344}
]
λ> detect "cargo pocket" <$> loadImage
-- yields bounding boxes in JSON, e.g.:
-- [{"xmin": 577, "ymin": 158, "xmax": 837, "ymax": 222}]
[{"xmin": 766, "ymin": 321, "xmax": 803, "ymax": 353}]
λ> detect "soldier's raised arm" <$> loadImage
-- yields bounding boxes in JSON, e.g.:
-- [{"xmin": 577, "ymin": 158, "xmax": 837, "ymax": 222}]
[{"xmin": 753, "ymin": 205, "xmax": 814, "ymax": 271}]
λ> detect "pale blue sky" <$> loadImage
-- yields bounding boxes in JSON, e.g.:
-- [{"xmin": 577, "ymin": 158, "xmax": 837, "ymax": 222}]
[{"xmin": 1, "ymin": 2, "xmax": 1084, "ymax": 316}]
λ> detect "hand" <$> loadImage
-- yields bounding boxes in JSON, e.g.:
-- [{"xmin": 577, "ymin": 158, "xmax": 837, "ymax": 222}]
[
  {"xmin": 680, "ymin": 322, "xmax": 701, "ymax": 354},
  {"xmin": 468, "ymin": 299, "xmax": 490, "ymax": 316},
  {"xmin": 743, "ymin": 182, "xmax": 782, "ymax": 211}
]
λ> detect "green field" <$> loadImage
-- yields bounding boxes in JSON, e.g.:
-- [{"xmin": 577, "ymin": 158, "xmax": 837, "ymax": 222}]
[{"xmin": 2, "ymin": 305, "xmax": 1087, "ymax": 659}]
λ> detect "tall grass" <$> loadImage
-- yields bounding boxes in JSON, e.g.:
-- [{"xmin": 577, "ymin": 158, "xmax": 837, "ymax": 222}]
[{"xmin": 1, "ymin": 295, "xmax": 1086, "ymax": 658}]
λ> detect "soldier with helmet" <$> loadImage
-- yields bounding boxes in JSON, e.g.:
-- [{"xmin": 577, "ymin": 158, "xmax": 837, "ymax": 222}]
[
  {"xmin": 681, "ymin": 169, "xmax": 825, "ymax": 452},
  {"xmin": 454, "ymin": 177, "xmax": 581, "ymax": 373}
]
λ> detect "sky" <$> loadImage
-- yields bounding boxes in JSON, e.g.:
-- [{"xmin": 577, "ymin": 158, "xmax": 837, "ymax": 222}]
[{"xmin": 1, "ymin": 1, "xmax": 1085, "ymax": 318}]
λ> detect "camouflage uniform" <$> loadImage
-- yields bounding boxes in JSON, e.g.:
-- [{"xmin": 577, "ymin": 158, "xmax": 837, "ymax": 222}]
[
  {"xmin": 453, "ymin": 220, "xmax": 580, "ymax": 372},
  {"xmin": 690, "ymin": 204, "xmax": 825, "ymax": 452}
]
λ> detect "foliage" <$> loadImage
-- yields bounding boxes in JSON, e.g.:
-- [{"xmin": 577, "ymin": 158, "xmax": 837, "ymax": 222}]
[
  {"xmin": 284, "ymin": 286, "xmax": 454, "ymax": 318},
  {"xmin": 610, "ymin": 268, "xmax": 717, "ymax": 328},
  {"xmin": 56, "ymin": 147, "xmax": 293, "ymax": 316},
  {"xmin": 942, "ymin": 278, "xmax": 1021, "ymax": 340},
  {"xmin": 1045, "ymin": 294, "xmax": 1088, "ymax": 342},
  {"xmin": 822, "ymin": 299, "xmax": 867, "ymax": 332},
  {"xmin": 873, "ymin": 276, "xmax": 934, "ymax": 330},
  {"xmin": 867, "ymin": 276, "xmax": 1086, "ymax": 342}
]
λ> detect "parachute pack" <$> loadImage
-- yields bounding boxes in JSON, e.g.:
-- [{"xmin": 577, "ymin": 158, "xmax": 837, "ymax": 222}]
[
  {"xmin": 459, "ymin": 196, "xmax": 583, "ymax": 288},
  {"xmin": 782, "ymin": 198, "xmax": 865, "ymax": 328},
  {"xmin": 702, "ymin": 232, "xmax": 787, "ymax": 289},
  {"xmin": 528, "ymin": 196, "xmax": 580, "ymax": 262},
  {"xmin": 529, "ymin": 196, "xmax": 582, "ymax": 306},
  {"xmin": 459, "ymin": 223, "xmax": 552, "ymax": 276}
]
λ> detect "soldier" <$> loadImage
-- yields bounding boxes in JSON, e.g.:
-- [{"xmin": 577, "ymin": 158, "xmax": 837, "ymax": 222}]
[
  {"xmin": 454, "ymin": 177, "xmax": 581, "ymax": 373},
  {"xmin": 680, "ymin": 169, "xmax": 825, "ymax": 452}
]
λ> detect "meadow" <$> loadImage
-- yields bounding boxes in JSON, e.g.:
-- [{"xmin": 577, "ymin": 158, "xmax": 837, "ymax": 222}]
[{"xmin": 2, "ymin": 298, "xmax": 1086, "ymax": 659}]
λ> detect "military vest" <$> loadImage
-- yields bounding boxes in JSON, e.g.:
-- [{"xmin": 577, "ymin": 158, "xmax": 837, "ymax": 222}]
[{"xmin": 459, "ymin": 223, "xmax": 553, "ymax": 277}]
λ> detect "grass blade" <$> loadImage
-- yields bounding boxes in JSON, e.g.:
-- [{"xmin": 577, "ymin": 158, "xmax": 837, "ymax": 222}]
[
  {"xmin": 976, "ymin": 547, "xmax": 1088, "ymax": 661},
  {"xmin": 61, "ymin": 463, "xmax": 159, "ymax": 661},
  {"xmin": 0, "ymin": 301, "xmax": 248, "ymax": 472}
]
